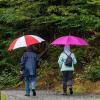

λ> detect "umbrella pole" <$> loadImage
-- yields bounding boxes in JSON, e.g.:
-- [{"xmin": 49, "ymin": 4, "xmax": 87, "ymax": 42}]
[{"xmin": 23, "ymin": 32, "xmax": 25, "ymax": 35}]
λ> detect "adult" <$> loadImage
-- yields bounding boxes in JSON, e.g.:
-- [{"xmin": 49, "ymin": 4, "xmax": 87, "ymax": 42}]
[{"xmin": 58, "ymin": 45, "xmax": 77, "ymax": 95}]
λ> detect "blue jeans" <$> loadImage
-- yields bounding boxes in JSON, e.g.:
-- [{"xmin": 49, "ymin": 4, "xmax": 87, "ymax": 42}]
[{"xmin": 24, "ymin": 76, "xmax": 36, "ymax": 95}]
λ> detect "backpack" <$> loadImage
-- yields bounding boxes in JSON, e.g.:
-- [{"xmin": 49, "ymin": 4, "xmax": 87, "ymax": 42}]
[{"xmin": 64, "ymin": 52, "xmax": 72, "ymax": 67}]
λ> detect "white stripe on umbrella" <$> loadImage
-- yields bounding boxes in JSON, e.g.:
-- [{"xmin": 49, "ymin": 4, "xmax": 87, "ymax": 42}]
[
  {"xmin": 30, "ymin": 35, "xmax": 45, "ymax": 42},
  {"xmin": 13, "ymin": 36, "xmax": 27, "ymax": 49},
  {"xmin": 8, "ymin": 35, "xmax": 45, "ymax": 51}
]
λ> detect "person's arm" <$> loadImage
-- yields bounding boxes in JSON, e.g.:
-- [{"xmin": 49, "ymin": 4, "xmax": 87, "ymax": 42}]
[
  {"xmin": 72, "ymin": 54, "xmax": 77, "ymax": 65},
  {"xmin": 20, "ymin": 53, "xmax": 27, "ymax": 71},
  {"xmin": 58, "ymin": 53, "xmax": 64, "ymax": 69}
]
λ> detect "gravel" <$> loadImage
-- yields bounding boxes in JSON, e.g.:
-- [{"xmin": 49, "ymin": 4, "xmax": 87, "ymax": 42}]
[{"xmin": 1, "ymin": 90, "xmax": 100, "ymax": 100}]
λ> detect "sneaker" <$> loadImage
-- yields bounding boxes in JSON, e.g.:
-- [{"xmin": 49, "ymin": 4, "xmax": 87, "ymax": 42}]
[
  {"xmin": 25, "ymin": 94, "xmax": 30, "ymax": 96},
  {"xmin": 69, "ymin": 88, "xmax": 73, "ymax": 95},
  {"xmin": 62, "ymin": 93, "xmax": 67, "ymax": 95},
  {"xmin": 32, "ymin": 89, "xmax": 36, "ymax": 96},
  {"xmin": 70, "ymin": 91, "xmax": 73, "ymax": 95}
]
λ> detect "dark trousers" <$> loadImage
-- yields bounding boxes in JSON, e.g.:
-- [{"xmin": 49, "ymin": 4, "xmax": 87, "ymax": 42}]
[{"xmin": 62, "ymin": 71, "xmax": 73, "ymax": 93}]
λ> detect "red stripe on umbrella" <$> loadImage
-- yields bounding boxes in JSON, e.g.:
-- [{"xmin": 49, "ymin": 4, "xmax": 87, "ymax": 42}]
[
  {"xmin": 8, "ymin": 38, "xmax": 18, "ymax": 51},
  {"xmin": 25, "ymin": 35, "xmax": 39, "ymax": 46},
  {"xmin": 8, "ymin": 35, "xmax": 45, "ymax": 51}
]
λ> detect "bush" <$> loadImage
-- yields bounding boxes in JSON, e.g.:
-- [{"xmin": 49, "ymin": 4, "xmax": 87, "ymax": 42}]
[
  {"xmin": 37, "ymin": 60, "xmax": 61, "ymax": 89},
  {"xmin": 83, "ymin": 57, "xmax": 100, "ymax": 81},
  {"xmin": 0, "ymin": 61, "xmax": 19, "ymax": 89},
  {"xmin": 0, "ymin": 71, "xmax": 19, "ymax": 89}
]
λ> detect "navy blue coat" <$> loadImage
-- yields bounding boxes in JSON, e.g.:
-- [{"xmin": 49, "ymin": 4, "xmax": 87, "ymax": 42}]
[{"xmin": 20, "ymin": 51, "xmax": 38, "ymax": 76}]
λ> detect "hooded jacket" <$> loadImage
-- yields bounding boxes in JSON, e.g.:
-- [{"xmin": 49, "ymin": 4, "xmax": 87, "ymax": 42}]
[{"xmin": 58, "ymin": 45, "xmax": 77, "ymax": 71}]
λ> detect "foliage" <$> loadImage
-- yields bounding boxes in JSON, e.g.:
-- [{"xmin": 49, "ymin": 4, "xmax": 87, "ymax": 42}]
[
  {"xmin": 37, "ymin": 60, "xmax": 61, "ymax": 89},
  {"xmin": 75, "ymin": 35, "xmax": 100, "ymax": 81},
  {"xmin": 0, "ymin": 71, "xmax": 19, "ymax": 89},
  {"xmin": 0, "ymin": 0, "xmax": 100, "ymax": 37},
  {"xmin": 83, "ymin": 56, "xmax": 100, "ymax": 81},
  {"xmin": 0, "ymin": 60, "xmax": 19, "ymax": 89},
  {"xmin": 36, "ymin": 46, "xmax": 62, "ymax": 89},
  {"xmin": 0, "ymin": 0, "xmax": 100, "ymax": 89}
]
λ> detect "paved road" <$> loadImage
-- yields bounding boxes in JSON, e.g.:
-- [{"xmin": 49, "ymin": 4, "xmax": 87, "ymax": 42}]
[{"xmin": 1, "ymin": 90, "xmax": 100, "ymax": 100}]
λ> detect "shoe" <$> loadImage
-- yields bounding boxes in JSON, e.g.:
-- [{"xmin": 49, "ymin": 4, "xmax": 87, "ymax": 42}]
[
  {"xmin": 62, "ymin": 92, "xmax": 67, "ymax": 95},
  {"xmin": 69, "ymin": 88, "xmax": 73, "ymax": 95},
  {"xmin": 32, "ymin": 89, "xmax": 36, "ymax": 96},
  {"xmin": 25, "ymin": 94, "xmax": 30, "ymax": 96}
]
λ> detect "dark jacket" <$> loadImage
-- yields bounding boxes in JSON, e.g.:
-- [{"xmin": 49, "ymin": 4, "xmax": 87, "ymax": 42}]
[{"xmin": 20, "ymin": 51, "xmax": 38, "ymax": 76}]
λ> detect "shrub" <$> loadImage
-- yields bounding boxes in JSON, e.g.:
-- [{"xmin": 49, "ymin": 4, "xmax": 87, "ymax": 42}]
[
  {"xmin": 83, "ymin": 57, "xmax": 100, "ymax": 81},
  {"xmin": 0, "ymin": 61, "xmax": 19, "ymax": 89}
]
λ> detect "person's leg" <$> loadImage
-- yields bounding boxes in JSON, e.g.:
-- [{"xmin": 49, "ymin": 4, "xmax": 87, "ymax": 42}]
[
  {"xmin": 67, "ymin": 71, "xmax": 73, "ymax": 95},
  {"xmin": 63, "ymin": 81, "xmax": 67, "ymax": 94},
  {"xmin": 67, "ymin": 80, "xmax": 73, "ymax": 95},
  {"xmin": 67, "ymin": 80, "xmax": 72, "ymax": 88},
  {"xmin": 30, "ymin": 76, "xmax": 36, "ymax": 96},
  {"xmin": 24, "ymin": 76, "xmax": 30, "ymax": 96},
  {"xmin": 62, "ymin": 71, "xmax": 67, "ymax": 95}
]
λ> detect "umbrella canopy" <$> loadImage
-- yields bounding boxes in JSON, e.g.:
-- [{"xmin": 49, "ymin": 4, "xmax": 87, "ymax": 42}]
[
  {"xmin": 51, "ymin": 35, "xmax": 88, "ymax": 46},
  {"xmin": 8, "ymin": 35, "xmax": 45, "ymax": 51}
]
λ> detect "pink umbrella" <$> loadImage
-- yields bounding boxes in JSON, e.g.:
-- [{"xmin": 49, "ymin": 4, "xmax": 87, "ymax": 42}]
[
  {"xmin": 8, "ymin": 35, "xmax": 45, "ymax": 51},
  {"xmin": 51, "ymin": 35, "xmax": 88, "ymax": 46}
]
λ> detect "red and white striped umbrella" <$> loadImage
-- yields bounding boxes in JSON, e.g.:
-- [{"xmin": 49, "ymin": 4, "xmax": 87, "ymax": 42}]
[{"xmin": 8, "ymin": 35, "xmax": 45, "ymax": 51}]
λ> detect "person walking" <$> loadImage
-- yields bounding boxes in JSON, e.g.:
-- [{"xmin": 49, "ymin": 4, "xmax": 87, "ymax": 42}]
[
  {"xmin": 58, "ymin": 45, "xmax": 77, "ymax": 95},
  {"xmin": 20, "ymin": 46, "xmax": 38, "ymax": 96}
]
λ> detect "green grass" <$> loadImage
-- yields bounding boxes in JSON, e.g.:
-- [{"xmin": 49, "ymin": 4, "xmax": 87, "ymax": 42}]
[{"xmin": 1, "ymin": 94, "xmax": 7, "ymax": 100}]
